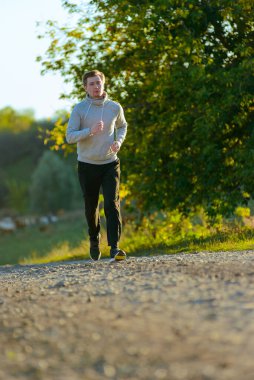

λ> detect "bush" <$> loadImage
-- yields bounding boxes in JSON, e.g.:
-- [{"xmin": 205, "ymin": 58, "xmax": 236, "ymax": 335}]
[
  {"xmin": 5, "ymin": 179, "xmax": 28, "ymax": 214},
  {"xmin": 30, "ymin": 151, "xmax": 78, "ymax": 214}
]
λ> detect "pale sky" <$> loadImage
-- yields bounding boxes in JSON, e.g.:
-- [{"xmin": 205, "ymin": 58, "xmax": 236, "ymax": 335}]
[{"xmin": 0, "ymin": 0, "xmax": 78, "ymax": 119}]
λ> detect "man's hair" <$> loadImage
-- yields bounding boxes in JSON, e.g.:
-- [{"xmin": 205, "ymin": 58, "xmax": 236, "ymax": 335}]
[{"xmin": 82, "ymin": 70, "xmax": 105, "ymax": 87}]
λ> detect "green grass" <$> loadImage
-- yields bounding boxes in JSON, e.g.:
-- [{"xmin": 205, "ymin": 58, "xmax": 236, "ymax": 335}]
[
  {"xmin": 120, "ymin": 224, "xmax": 254, "ymax": 257},
  {"xmin": 1, "ymin": 216, "xmax": 254, "ymax": 266},
  {"xmin": 0, "ymin": 216, "xmax": 87, "ymax": 265}
]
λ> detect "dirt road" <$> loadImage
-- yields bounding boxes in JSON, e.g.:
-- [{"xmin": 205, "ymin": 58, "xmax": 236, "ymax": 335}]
[{"xmin": 1, "ymin": 251, "xmax": 254, "ymax": 380}]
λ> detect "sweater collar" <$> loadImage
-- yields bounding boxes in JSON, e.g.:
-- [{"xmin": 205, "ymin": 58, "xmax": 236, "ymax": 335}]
[{"xmin": 85, "ymin": 91, "xmax": 108, "ymax": 106}]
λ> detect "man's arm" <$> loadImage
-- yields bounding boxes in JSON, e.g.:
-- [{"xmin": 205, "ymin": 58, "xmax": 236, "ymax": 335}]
[
  {"xmin": 115, "ymin": 104, "xmax": 127, "ymax": 145},
  {"xmin": 110, "ymin": 104, "xmax": 128, "ymax": 153},
  {"xmin": 66, "ymin": 106, "xmax": 91, "ymax": 144}
]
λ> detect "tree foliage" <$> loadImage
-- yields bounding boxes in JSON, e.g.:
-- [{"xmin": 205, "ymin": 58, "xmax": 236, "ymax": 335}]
[
  {"xmin": 5, "ymin": 179, "xmax": 28, "ymax": 214},
  {"xmin": 0, "ymin": 107, "xmax": 35, "ymax": 132},
  {"xmin": 30, "ymin": 151, "xmax": 77, "ymax": 214},
  {"xmin": 0, "ymin": 113, "xmax": 55, "ymax": 212},
  {"xmin": 38, "ymin": 0, "xmax": 254, "ymax": 215}
]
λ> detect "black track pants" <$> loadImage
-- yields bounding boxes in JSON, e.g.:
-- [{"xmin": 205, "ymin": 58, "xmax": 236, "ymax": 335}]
[{"xmin": 78, "ymin": 159, "xmax": 122, "ymax": 246}]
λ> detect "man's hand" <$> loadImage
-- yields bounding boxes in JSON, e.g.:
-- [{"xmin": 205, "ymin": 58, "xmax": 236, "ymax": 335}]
[
  {"xmin": 90, "ymin": 121, "xmax": 104, "ymax": 135},
  {"xmin": 110, "ymin": 141, "xmax": 121, "ymax": 153}
]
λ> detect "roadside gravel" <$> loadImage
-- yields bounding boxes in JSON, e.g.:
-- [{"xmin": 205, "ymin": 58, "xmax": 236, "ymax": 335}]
[{"xmin": 1, "ymin": 251, "xmax": 254, "ymax": 380}]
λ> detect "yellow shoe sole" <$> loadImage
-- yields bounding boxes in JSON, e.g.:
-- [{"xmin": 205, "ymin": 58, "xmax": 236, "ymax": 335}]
[{"xmin": 114, "ymin": 250, "xmax": 126, "ymax": 261}]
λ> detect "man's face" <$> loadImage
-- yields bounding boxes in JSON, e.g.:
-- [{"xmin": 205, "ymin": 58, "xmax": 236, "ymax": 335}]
[{"xmin": 85, "ymin": 75, "xmax": 104, "ymax": 98}]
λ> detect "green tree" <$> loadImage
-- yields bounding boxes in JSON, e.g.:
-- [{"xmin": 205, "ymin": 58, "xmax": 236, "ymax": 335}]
[
  {"xmin": 38, "ymin": 0, "xmax": 254, "ymax": 215},
  {"xmin": 0, "ymin": 107, "xmax": 35, "ymax": 132},
  {"xmin": 5, "ymin": 179, "xmax": 28, "ymax": 214},
  {"xmin": 30, "ymin": 151, "xmax": 78, "ymax": 214}
]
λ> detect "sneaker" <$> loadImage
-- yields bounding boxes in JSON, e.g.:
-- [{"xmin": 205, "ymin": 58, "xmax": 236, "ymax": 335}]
[
  {"xmin": 110, "ymin": 248, "xmax": 126, "ymax": 261},
  {"xmin": 90, "ymin": 239, "xmax": 101, "ymax": 261}
]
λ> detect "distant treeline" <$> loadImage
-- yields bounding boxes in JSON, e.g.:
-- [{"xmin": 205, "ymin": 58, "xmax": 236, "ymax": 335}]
[{"xmin": 0, "ymin": 107, "xmax": 79, "ymax": 214}]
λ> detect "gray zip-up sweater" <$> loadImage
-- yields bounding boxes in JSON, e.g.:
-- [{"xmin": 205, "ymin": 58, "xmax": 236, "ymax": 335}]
[{"xmin": 66, "ymin": 93, "xmax": 127, "ymax": 165}]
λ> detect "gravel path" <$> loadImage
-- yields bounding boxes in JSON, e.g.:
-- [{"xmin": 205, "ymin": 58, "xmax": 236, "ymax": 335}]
[{"xmin": 1, "ymin": 251, "xmax": 254, "ymax": 380}]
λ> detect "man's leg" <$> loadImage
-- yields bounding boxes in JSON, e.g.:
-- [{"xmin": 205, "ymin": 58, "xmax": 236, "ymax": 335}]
[
  {"xmin": 78, "ymin": 161, "xmax": 102, "ymax": 259},
  {"xmin": 102, "ymin": 159, "xmax": 124, "ymax": 258}
]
